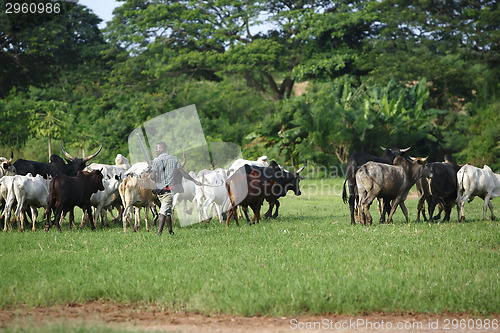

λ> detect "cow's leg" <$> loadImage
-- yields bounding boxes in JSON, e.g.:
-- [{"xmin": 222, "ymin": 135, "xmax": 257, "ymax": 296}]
[
  {"xmin": 241, "ymin": 207, "xmax": 251, "ymax": 222},
  {"xmin": 428, "ymin": 196, "xmax": 440, "ymax": 221},
  {"xmin": 122, "ymin": 206, "xmax": 128, "ymax": 232},
  {"xmin": 443, "ymin": 203, "xmax": 452, "ymax": 222},
  {"xmin": 400, "ymin": 202, "xmax": 410, "ymax": 223},
  {"xmin": 379, "ymin": 199, "xmax": 391, "ymax": 223},
  {"xmin": 483, "ymin": 194, "xmax": 495, "ymax": 221},
  {"xmin": 487, "ymin": 200, "xmax": 495, "ymax": 221},
  {"xmin": 55, "ymin": 208, "xmax": 63, "ymax": 232},
  {"xmin": 263, "ymin": 202, "xmax": 273, "ymax": 219},
  {"xmin": 149, "ymin": 205, "xmax": 158, "ymax": 229},
  {"xmin": 87, "ymin": 206, "xmax": 95, "ymax": 231},
  {"xmin": 386, "ymin": 198, "xmax": 401, "ymax": 224},
  {"xmin": 458, "ymin": 191, "xmax": 471, "ymax": 222},
  {"xmin": 348, "ymin": 194, "xmax": 356, "ymax": 225},
  {"xmin": 416, "ymin": 196, "xmax": 426, "ymax": 222},
  {"xmin": 272, "ymin": 200, "xmax": 280, "ymax": 219},
  {"xmin": 434, "ymin": 202, "xmax": 443, "ymax": 220},
  {"xmin": 360, "ymin": 196, "xmax": 374, "ymax": 226},
  {"xmin": 68, "ymin": 210, "xmax": 75, "ymax": 230},
  {"xmin": 226, "ymin": 206, "xmax": 237, "ymax": 227},
  {"xmin": 377, "ymin": 198, "xmax": 384, "ymax": 222},
  {"xmin": 122, "ymin": 206, "xmax": 136, "ymax": 232},
  {"xmin": 44, "ymin": 204, "xmax": 53, "ymax": 232},
  {"xmin": 134, "ymin": 207, "xmax": 141, "ymax": 231},
  {"xmin": 254, "ymin": 204, "xmax": 261, "ymax": 224},
  {"xmin": 30, "ymin": 206, "xmax": 37, "ymax": 231}
]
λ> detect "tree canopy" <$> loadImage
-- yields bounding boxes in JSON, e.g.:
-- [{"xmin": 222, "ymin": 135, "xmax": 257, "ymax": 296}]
[{"xmin": 0, "ymin": 0, "xmax": 498, "ymax": 169}]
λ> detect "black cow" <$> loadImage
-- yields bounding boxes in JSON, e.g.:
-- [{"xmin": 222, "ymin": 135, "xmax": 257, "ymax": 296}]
[
  {"xmin": 241, "ymin": 161, "xmax": 305, "ymax": 220},
  {"xmin": 225, "ymin": 162, "xmax": 305, "ymax": 226},
  {"xmin": 425, "ymin": 154, "xmax": 461, "ymax": 222},
  {"xmin": 342, "ymin": 146, "xmax": 411, "ymax": 224},
  {"xmin": 13, "ymin": 142, "xmax": 102, "ymax": 177},
  {"xmin": 44, "ymin": 170, "xmax": 104, "ymax": 231}
]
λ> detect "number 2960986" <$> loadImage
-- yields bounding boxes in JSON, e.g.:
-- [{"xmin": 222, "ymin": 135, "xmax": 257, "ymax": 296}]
[{"xmin": 5, "ymin": 2, "xmax": 61, "ymax": 14}]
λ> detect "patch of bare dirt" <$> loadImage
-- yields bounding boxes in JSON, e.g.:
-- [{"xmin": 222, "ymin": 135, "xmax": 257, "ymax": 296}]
[{"xmin": 0, "ymin": 302, "xmax": 498, "ymax": 332}]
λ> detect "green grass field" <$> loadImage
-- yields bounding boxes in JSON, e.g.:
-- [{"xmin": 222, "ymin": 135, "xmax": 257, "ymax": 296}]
[{"xmin": 0, "ymin": 178, "xmax": 499, "ymax": 316}]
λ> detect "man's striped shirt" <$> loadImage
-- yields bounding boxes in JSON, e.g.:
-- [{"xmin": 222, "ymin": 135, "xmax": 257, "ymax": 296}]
[{"xmin": 152, "ymin": 153, "xmax": 181, "ymax": 189}]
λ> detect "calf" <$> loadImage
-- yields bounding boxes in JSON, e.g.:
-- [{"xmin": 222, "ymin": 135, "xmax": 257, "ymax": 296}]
[
  {"xmin": 457, "ymin": 164, "xmax": 500, "ymax": 221},
  {"xmin": 44, "ymin": 170, "xmax": 104, "ymax": 231},
  {"xmin": 356, "ymin": 156, "xmax": 430, "ymax": 225}
]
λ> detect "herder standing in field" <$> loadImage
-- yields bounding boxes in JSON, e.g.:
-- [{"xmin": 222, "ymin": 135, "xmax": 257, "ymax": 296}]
[{"xmin": 151, "ymin": 141, "xmax": 201, "ymax": 236}]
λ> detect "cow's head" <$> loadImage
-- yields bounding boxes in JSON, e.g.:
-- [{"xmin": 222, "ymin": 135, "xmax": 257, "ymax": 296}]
[
  {"xmin": 409, "ymin": 156, "xmax": 432, "ymax": 180},
  {"xmin": 269, "ymin": 161, "xmax": 306, "ymax": 196},
  {"xmin": 60, "ymin": 142, "xmax": 102, "ymax": 175},
  {"xmin": 0, "ymin": 152, "xmax": 16, "ymax": 176},
  {"xmin": 381, "ymin": 146, "xmax": 411, "ymax": 162},
  {"xmin": 89, "ymin": 169, "xmax": 105, "ymax": 192}
]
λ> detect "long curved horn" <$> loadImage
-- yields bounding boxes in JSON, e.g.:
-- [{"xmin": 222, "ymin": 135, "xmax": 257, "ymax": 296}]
[
  {"xmin": 7, "ymin": 151, "xmax": 13, "ymax": 164},
  {"xmin": 380, "ymin": 146, "xmax": 386, "ymax": 151},
  {"xmin": 297, "ymin": 165, "xmax": 306, "ymax": 174},
  {"xmin": 60, "ymin": 141, "xmax": 76, "ymax": 161},
  {"xmin": 400, "ymin": 147, "xmax": 411, "ymax": 153},
  {"xmin": 83, "ymin": 145, "xmax": 103, "ymax": 163}
]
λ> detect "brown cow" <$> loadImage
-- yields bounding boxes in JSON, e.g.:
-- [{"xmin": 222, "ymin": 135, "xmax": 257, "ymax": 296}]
[
  {"xmin": 225, "ymin": 167, "xmax": 272, "ymax": 226},
  {"xmin": 119, "ymin": 175, "xmax": 158, "ymax": 232}
]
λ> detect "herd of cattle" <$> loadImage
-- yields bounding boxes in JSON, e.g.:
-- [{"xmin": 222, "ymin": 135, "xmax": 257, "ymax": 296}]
[
  {"xmin": 342, "ymin": 147, "xmax": 500, "ymax": 225},
  {"xmin": 0, "ymin": 143, "xmax": 305, "ymax": 232},
  {"xmin": 0, "ymin": 143, "xmax": 498, "ymax": 232}
]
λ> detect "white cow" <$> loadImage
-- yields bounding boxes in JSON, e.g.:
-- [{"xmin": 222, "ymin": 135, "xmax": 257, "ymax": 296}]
[
  {"xmin": 227, "ymin": 156, "xmax": 270, "ymax": 174},
  {"xmin": 12, "ymin": 174, "xmax": 50, "ymax": 231},
  {"xmin": 0, "ymin": 174, "xmax": 50, "ymax": 231},
  {"xmin": 194, "ymin": 168, "xmax": 230, "ymax": 223},
  {"xmin": 124, "ymin": 162, "xmax": 149, "ymax": 178},
  {"xmin": 0, "ymin": 175, "xmax": 16, "ymax": 231},
  {"xmin": 457, "ymin": 164, "xmax": 500, "ymax": 221},
  {"xmin": 86, "ymin": 154, "xmax": 130, "ymax": 179}
]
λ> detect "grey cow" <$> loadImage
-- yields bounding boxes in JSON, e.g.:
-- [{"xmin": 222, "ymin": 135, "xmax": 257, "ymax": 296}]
[{"xmin": 356, "ymin": 156, "xmax": 431, "ymax": 225}]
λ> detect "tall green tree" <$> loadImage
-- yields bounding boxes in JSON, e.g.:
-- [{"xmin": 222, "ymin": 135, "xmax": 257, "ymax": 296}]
[
  {"xmin": 106, "ymin": 0, "xmax": 369, "ymax": 100},
  {"xmin": 0, "ymin": 1, "xmax": 112, "ymax": 96}
]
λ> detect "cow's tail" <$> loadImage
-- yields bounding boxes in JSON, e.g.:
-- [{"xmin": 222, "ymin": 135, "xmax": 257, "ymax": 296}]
[
  {"xmin": 342, "ymin": 178, "xmax": 349, "ymax": 204},
  {"xmin": 457, "ymin": 167, "xmax": 466, "ymax": 205},
  {"xmin": 342, "ymin": 170, "xmax": 353, "ymax": 204}
]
